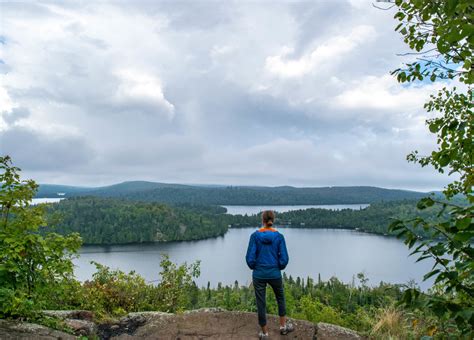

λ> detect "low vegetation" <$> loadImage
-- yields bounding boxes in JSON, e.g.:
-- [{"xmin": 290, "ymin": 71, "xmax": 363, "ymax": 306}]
[{"xmin": 16, "ymin": 255, "xmax": 464, "ymax": 339}]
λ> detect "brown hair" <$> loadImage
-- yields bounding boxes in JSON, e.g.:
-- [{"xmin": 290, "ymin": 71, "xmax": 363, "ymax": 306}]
[{"xmin": 262, "ymin": 210, "xmax": 275, "ymax": 227}]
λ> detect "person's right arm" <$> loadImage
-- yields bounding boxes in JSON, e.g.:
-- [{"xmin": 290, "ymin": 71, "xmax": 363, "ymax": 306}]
[{"xmin": 245, "ymin": 233, "xmax": 257, "ymax": 269}]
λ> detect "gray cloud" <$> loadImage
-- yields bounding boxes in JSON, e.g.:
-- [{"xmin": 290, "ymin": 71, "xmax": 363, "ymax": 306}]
[
  {"xmin": 0, "ymin": 127, "xmax": 94, "ymax": 171},
  {"xmin": 2, "ymin": 107, "xmax": 30, "ymax": 125},
  {"xmin": 0, "ymin": 1, "xmax": 454, "ymax": 191}
]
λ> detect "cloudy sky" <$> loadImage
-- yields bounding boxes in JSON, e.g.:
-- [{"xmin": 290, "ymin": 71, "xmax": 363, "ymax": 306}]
[{"xmin": 0, "ymin": 1, "xmax": 454, "ymax": 190}]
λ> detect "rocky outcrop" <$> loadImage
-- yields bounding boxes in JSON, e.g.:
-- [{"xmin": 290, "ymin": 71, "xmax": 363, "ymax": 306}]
[
  {"xmin": 0, "ymin": 309, "xmax": 365, "ymax": 339},
  {"xmin": 316, "ymin": 322, "xmax": 364, "ymax": 340},
  {"xmin": 110, "ymin": 309, "xmax": 317, "ymax": 339},
  {"xmin": 0, "ymin": 319, "xmax": 75, "ymax": 340},
  {"xmin": 43, "ymin": 310, "xmax": 96, "ymax": 336}
]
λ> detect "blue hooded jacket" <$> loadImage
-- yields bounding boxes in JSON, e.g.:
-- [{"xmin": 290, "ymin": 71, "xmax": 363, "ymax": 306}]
[{"xmin": 245, "ymin": 227, "xmax": 289, "ymax": 279}]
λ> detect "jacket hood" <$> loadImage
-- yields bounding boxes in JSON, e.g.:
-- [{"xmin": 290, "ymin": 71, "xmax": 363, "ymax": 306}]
[{"xmin": 256, "ymin": 229, "xmax": 279, "ymax": 244}]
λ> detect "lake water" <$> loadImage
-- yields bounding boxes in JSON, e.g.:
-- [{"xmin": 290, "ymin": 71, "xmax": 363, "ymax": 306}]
[
  {"xmin": 33, "ymin": 199, "xmax": 432, "ymax": 290},
  {"xmin": 222, "ymin": 204, "xmax": 369, "ymax": 215},
  {"xmin": 32, "ymin": 198, "xmax": 64, "ymax": 204},
  {"xmin": 74, "ymin": 228, "xmax": 434, "ymax": 290}
]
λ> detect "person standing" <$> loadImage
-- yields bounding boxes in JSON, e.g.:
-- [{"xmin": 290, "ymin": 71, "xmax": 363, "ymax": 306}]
[{"xmin": 245, "ymin": 210, "xmax": 294, "ymax": 339}]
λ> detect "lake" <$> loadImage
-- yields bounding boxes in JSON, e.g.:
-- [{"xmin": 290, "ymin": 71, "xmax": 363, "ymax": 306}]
[
  {"xmin": 33, "ymin": 199, "xmax": 432, "ymax": 290},
  {"xmin": 32, "ymin": 198, "xmax": 64, "ymax": 204},
  {"xmin": 222, "ymin": 204, "xmax": 369, "ymax": 215},
  {"xmin": 74, "ymin": 228, "xmax": 434, "ymax": 290}
]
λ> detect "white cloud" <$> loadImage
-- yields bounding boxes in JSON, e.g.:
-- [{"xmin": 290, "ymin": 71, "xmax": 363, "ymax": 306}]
[
  {"xmin": 210, "ymin": 45, "xmax": 235, "ymax": 59},
  {"xmin": 347, "ymin": 0, "xmax": 374, "ymax": 9},
  {"xmin": 265, "ymin": 25, "xmax": 376, "ymax": 78},
  {"xmin": 332, "ymin": 74, "xmax": 442, "ymax": 111},
  {"xmin": 114, "ymin": 69, "xmax": 175, "ymax": 119}
]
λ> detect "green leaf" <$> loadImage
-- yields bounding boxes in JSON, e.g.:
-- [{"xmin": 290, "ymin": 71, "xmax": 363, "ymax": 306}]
[
  {"xmin": 438, "ymin": 153, "xmax": 451, "ymax": 167},
  {"xmin": 453, "ymin": 232, "xmax": 474, "ymax": 242},
  {"xmin": 398, "ymin": 72, "xmax": 407, "ymax": 82},
  {"xmin": 455, "ymin": 217, "xmax": 472, "ymax": 230},
  {"xmin": 415, "ymin": 254, "xmax": 432, "ymax": 262},
  {"xmin": 436, "ymin": 40, "xmax": 450, "ymax": 54},
  {"xmin": 423, "ymin": 269, "xmax": 440, "ymax": 281},
  {"xmin": 428, "ymin": 121, "xmax": 440, "ymax": 133},
  {"xmin": 417, "ymin": 197, "xmax": 435, "ymax": 210}
]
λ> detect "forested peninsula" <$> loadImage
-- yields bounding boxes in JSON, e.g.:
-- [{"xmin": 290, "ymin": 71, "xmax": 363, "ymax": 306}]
[
  {"xmin": 44, "ymin": 196, "xmax": 444, "ymax": 245},
  {"xmin": 45, "ymin": 197, "xmax": 228, "ymax": 244}
]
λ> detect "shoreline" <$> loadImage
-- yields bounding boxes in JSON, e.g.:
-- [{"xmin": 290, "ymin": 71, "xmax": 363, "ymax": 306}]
[{"xmin": 78, "ymin": 225, "xmax": 401, "ymax": 247}]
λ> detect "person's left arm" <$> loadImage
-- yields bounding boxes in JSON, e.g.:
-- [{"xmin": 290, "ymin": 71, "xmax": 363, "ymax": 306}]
[
  {"xmin": 278, "ymin": 234, "xmax": 289, "ymax": 270},
  {"xmin": 245, "ymin": 233, "xmax": 257, "ymax": 270}
]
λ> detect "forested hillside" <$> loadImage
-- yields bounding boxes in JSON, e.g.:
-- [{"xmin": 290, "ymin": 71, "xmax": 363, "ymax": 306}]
[
  {"xmin": 43, "ymin": 197, "xmax": 447, "ymax": 245},
  {"xmin": 226, "ymin": 200, "xmax": 444, "ymax": 237},
  {"xmin": 37, "ymin": 181, "xmax": 429, "ymax": 204},
  {"xmin": 36, "ymin": 184, "xmax": 92, "ymax": 197},
  {"xmin": 45, "ymin": 197, "xmax": 229, "ymax": 244}
]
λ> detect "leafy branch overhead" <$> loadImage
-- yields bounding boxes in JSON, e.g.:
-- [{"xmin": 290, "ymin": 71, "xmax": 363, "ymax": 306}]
[
  {"xmin": 409, "ymin": 87, "xmax": 474, "ymax": 198},
  {"xmin": 385, "ymin": 0, "xmax": 473, "ymax": 336},
  {"xmin": 390, "ymin": 0, "xmax": 474, "ymax": 84}
]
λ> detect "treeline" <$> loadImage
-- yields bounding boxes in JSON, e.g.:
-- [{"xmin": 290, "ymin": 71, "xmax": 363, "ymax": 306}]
[
  {"xmin": 87, "ymin": 186, "xmax": 427, "ymax": 205},
  {"xmin": 274, "ymin": 200, "xmax": 440, "ymax": 236},
  {"xmin": 226, "ymin": 199, "xmax": 447, "ymax": 237},
  {"xmin": 45, "ymin": 197, "xmax": 229, "ymax": 244},
  {"xmin": 38, "ymin": 181, "xmax": 429, "ymax": 204},
  {"xmin": 44, "ymin": 197, "xmax": 445, "ymax": 245}
]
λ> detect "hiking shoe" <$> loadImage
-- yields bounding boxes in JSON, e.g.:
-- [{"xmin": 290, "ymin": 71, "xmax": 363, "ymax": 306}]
[
  {"xmin": 258, "ymin": 331, "xmax": 269, "ymax": 339},
  {"xmin": 280, "ymin": 322, "xmax": 294, "ymax": 335}
]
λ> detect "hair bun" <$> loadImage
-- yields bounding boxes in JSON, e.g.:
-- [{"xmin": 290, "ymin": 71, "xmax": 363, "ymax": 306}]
[{"xmin": 262, "ymin": 210, "xmax": 275, "ymax": 226}]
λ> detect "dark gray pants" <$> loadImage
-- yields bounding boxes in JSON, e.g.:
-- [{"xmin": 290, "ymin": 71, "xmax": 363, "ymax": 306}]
[{"xmin": 253, "ymin": 277, "xmax": 286, "ymax": 326}]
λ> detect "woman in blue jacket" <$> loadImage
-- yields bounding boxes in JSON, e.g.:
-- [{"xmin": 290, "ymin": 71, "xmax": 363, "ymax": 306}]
[{"xmin": 246, "ymin": 210, "xmax": 294, "ymax": 339}]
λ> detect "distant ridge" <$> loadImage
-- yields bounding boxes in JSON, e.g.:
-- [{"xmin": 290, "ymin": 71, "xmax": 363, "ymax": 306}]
[
  {"xmin": 35, "ymin": 184, "xmax": 93, "ymax": 197},
  {"xmin": 36, "ymin": 181, "xmax": 430, "ymax": 205}
]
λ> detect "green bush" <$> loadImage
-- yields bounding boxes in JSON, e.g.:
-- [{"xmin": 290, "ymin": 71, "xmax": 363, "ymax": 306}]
[
  {"xmin": 79, "ymin": 262, "xmax": 150, "ymax": 317},
  {"xmin": 0, "ymin": 156, "xmax": 82, "ymax": 318}
]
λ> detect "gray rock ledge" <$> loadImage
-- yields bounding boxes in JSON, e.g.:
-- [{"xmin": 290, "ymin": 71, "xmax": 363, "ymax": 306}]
[{"xmin": 0, "ymin": 309, "xmax": 365, "ymax": 339}]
